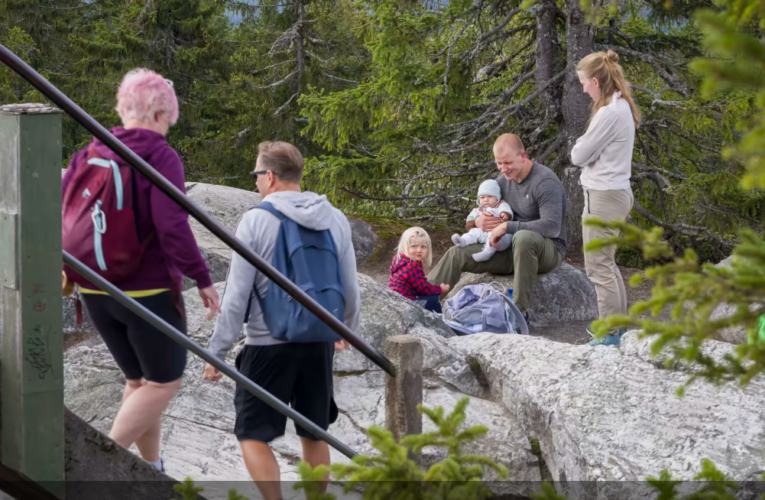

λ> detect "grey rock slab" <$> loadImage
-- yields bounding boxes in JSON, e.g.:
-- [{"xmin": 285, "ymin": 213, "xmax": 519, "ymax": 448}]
[
  {"xmin": 65, "ymin": 408, "xmax": 203, "ymax": 500},
  {"xmin": 183, "ymin": 182, "xmax": 263, "ymax": 290},
  {"xmin": 184, "ymin": 281, "xmax": 230, "ymax": 346},
  {"xmin": 348, "ymin": 218, "xmax": 377, "ymax": 264},
  {"xmin": 708, "ymin": 255, "xmax": 749, "ymax": 344},
  {"xmin": 63, "ymin": 289, "xmax": 98, "ymax": 337},
  {"xmin": 63, "ymin": 325, "xmax": 538, "ymax": 495},
  {"xmin": 333, "ymin": 274, "xmax": 485, "ymax": 396},
  {"xmin": 709, "ymin": 302, "xmax": 752, "ymax": 344},
  {"xmin": 446, "ymin": 263, "xmax": 598, "ymax": 325},
  {"xmin": 620, "ymin": 329, "xmax": 748, "ymax": 373},
  {"xmin": 450, "ymin": 332, "xmax": 765, "ymax": 499},
  {"xmin": 63, "ymin": 340, "xmax": 361, "ymax": 484}
]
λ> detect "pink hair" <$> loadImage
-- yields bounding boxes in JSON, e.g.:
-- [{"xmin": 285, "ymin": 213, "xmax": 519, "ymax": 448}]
[{"xmin": 115, "ymin": 68, "xmax": 179, "ymax": 125}]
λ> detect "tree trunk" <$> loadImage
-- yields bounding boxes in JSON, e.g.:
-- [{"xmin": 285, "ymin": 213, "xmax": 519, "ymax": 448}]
[
  {"xmin": 535, "ymin": 0, "xmax": 561, "ymax": 124},
  {"xmin": 295, "ymin": 0, "xmax": 306, "ymax": 96},
  {"xmin": 559, "ymin": 0, "xmax": 595, "ymax": 257}
]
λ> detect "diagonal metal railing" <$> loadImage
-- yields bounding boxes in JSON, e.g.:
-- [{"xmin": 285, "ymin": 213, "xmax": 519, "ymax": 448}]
[
  {"xmin": 0, "ymin": 43, "xmax": 395, "ymax": 378},
  {"xmin": 0, "ymin": 43, "xmax": 396, "ymax": 461}
]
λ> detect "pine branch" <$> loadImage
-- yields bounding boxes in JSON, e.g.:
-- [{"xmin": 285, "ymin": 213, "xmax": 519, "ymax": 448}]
[
  {"xmin": 249, "ymin": 69, "xmax": 298, "ymax": 89},
  {"xmin": 595, "ymin": 44, "xmax": 689, "ymax": 97},
  {"xmin": 631, "ymin": 199, "xmax": 735, "ymax": 251}
]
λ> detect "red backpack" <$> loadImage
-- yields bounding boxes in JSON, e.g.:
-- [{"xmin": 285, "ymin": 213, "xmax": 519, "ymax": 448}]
[{"xmin": 62, "ymin": 144, "xmax": 150, "ymax": 285}]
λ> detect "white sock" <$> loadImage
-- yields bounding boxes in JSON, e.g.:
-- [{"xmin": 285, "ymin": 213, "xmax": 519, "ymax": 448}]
[
  {"xmin": 452, "ymin": 234, "xmax": 467, "ymax": 247},
  {"xmin": 150, "ymin": 459, "xmax": 163, "ymax": 471}
]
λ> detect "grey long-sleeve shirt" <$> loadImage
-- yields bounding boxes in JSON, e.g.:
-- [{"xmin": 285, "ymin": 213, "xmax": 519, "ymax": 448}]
[
  {"xmin": 496, "ymin": 162, "xmax": 568, "ymax": 257},
  {"xmin": 207, "ymin": 190, "xmax": 361, "ymax": 360}
]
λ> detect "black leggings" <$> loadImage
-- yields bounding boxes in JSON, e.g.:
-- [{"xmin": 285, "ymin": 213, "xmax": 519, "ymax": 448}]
[{"xmin": 82, "ymin": 291, "xmax": 187, "ymax": 383}]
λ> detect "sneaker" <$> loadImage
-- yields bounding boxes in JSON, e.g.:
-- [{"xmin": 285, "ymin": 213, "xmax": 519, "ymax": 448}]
[
  {"xmin": 587, "ymin": 329, "xmax": 626, "ymax": 347},
  {"xmin": 586, "ymin": 322, "xmax": 626, "ymax": 338}
]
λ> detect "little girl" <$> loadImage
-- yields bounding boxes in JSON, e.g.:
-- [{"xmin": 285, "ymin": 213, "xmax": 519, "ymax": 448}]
[{"xmin": 388, "ymin": 227, "xmax": 450, "ymax": 313}]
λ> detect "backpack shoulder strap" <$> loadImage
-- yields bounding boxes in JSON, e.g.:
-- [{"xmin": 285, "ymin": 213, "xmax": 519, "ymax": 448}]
[
  {"xmin": 250, "ymin": 201, "xmax": 286, "ymax": 221},
  {"xmin": 244, "ymin": 201, "xmax": 286, "ymax": 323}
]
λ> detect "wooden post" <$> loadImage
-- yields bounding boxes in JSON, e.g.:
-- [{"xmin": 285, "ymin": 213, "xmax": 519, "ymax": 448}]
[
  {"xmin": 384, "ymin": 335, "xmax": 423, "ymax": 462},
  {"xmin": 0, "ymin": 103, "xmax": 65, "ymax": 498}
]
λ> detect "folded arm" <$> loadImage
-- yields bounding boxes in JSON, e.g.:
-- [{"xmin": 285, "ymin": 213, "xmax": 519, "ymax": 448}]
[{"xmin": 570, "ymin": 107, "xmax": 619, "ymax": 167}]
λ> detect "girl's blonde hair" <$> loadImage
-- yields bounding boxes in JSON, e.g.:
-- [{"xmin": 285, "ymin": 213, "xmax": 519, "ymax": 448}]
[
  {"xmin": 396, "ymin": 227, "xmax": 433, "ymax": 267},
  {"xmin": 577, "ymin": 49, "xmax": 641, "ymax": 128}
]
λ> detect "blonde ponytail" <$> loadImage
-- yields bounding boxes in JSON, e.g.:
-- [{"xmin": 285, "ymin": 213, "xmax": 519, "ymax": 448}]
[{"xmin": 577, "ymin": 49, "xmax": 641, "ymax": 127}]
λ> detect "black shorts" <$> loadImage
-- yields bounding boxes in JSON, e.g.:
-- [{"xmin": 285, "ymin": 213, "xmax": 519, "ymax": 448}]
[
  {"xmin": 82, "ymin": 291, "xmax": 187, "ymax": 384},
  {"xmin": 234, "ymin": 342, "xmax": 338, "ymax": 443}
]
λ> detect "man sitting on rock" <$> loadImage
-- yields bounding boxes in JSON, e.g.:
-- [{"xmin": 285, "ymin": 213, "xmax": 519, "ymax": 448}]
[
  {"xmin": 428, "ymin": 133, "xmax": 567, "ymax": 322},
  {"xmin": 202, "ymin": 141, "xmax": 360, "ymax": 500}
]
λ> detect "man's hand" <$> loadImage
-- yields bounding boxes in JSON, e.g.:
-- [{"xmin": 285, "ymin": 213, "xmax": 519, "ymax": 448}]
[
  {"xmin": 475, "ymin": 213, "xmax": 502, "ymax": 232},
  {"xmin": 489, "ymin": 223, "xmax": 509, "ymax": 248},
  {"xmin": 335, "ymin": 340, "xmax": 350, "ymax": 352},
  {"xmin": 440, "ymin": 283, "xmax": 451, "ymax": 294},
  {"xmin": 203, "ymin": 363, "xmax": 223, "ymax": 382},
  {"xmin": 198, "ymin": 285, "xmax": 222, "ymax": 320}
]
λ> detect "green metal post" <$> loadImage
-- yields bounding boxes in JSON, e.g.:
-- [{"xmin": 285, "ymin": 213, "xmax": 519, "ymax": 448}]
[{"xmin": 0, "ymin": 103, "xmax": 64, "ymax": 498}]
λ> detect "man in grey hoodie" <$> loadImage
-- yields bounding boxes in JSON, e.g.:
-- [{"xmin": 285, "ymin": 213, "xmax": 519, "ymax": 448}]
[{"xmin": 203, "ymin": 141, "xmax": 360, "ymax": 500}]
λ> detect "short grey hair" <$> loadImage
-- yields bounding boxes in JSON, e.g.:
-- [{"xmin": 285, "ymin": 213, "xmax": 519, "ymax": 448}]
[{"xmin": 256, "ymin": 141, "xmax": 304, "ymax": 183}]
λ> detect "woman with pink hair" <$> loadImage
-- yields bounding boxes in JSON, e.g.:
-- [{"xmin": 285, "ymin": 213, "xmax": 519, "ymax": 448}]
[{"xmin": 62, "ymin": 68, "xmax": 220, "ymax": 472}]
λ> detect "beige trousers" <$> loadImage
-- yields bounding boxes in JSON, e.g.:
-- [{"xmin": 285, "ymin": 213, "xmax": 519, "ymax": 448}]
[{"xmin": 582, "ymin": 188, "xmax": 634, "ymax": 319}]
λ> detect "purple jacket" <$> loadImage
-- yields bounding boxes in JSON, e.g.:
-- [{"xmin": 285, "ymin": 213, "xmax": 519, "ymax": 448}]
[{"xmin": 63, "ymin": 127, "xmax": 212, "ymax": 292}]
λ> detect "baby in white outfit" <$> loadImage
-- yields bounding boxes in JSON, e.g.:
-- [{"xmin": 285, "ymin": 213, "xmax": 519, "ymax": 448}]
[{"xmin": 451, "ymin": 180, "xmax": 513, "ymax": 262}]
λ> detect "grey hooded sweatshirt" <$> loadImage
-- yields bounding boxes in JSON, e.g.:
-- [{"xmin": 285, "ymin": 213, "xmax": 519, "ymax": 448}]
[{"xmin": 207, "ymin": 190, "xmax": 361, "ymax": 360}]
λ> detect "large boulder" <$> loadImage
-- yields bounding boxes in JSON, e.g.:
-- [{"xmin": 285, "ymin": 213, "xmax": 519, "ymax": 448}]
[
  {"xmin": 63, "ymin": 290, "xmax": 97, "ymax": 337},
  {"xmin": 184, "ymin": 182, "xmax": 263, "ymax": 290},
  {"xmin": 333, "ymin": 274, "xmax": 487, "ymax": 397},
  {"xmin": 64, "ymin": 275, "xmax": 542, "ymax": 495},
  {"xmin": 709, "ymin": 303, "xmax": 749, "ymax": 344},
  {"xmin": 347, "ymin": 218, "xmax": 377, "ymax": 263},
  {"xmin": 450, "ymin": 332, "xmax": 765, "ymax": 500},
  {"xmin": 446, "ymin": 263, "xmax": 598, "ymax": 325},
  {"xmin": 709, "ymin": 254, "xmax": 755, "ymax": 344}
]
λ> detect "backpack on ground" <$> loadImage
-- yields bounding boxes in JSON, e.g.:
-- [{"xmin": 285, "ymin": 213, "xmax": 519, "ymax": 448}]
[
  {"xmin": 248, "ymin": 202, "xmax": 345, "ymax": 343},
  {"xmin": 62, "ymin": 144, "xmax": 148, "ymax": 285},
  {"xmin": 443, "ymin": 283, "xmax": 528, "ymax": 336}
]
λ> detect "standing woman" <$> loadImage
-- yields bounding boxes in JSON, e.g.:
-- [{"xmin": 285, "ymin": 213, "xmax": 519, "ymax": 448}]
[
  {"xmin": 571, "ymin": 49, "xmax": 640, "ymax": 346},
  {"xmin": 62, "ymin": 69, "xmax": 220, "ymax": 470}
]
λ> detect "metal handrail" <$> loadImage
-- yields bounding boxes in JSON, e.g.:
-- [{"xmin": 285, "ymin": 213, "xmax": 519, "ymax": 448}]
[
  {"xmin": 63, "ymin": 251, "xmax": 358, "ymax": 459},
  {"xmin": 0, "ymin": 43, "xmax": 395, "ymax": 378}
]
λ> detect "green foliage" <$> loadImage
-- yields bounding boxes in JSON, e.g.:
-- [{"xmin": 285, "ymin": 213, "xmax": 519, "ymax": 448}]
[
  {"xmin": 170, "ymin": 455, "xmax": 765, "ymax": 500},
  {"xmin": 294, "ymin": 397, "xmax": 508, "ymax": 500},
  {"xmin": 690, "ymin": 0, "xmax": 765, "ymax": 191},
  {"xmin": 173, "ymin": 478, "xmax": 205, "ymax": 500}
]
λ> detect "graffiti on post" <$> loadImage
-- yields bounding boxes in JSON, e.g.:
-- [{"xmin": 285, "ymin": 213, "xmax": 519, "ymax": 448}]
[{"xmin": 26, "ymin": 326, "xmax": 53, "ymax": 380}]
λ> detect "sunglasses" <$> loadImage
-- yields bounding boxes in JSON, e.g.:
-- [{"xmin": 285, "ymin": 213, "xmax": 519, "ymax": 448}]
[{"xmin": 249, "ymin": 170, "xmax": 268, "ymax": 180}]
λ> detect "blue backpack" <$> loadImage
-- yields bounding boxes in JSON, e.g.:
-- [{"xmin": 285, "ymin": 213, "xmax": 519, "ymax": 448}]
[{"xmin": 245, "ymin": 202, "xmax": 345, "ymax": 343}]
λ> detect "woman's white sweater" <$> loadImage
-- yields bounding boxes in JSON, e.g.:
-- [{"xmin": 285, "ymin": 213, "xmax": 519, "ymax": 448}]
[{"xmin": 571, "ymin": 91, "xmax": 635, "ymax": 191}]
